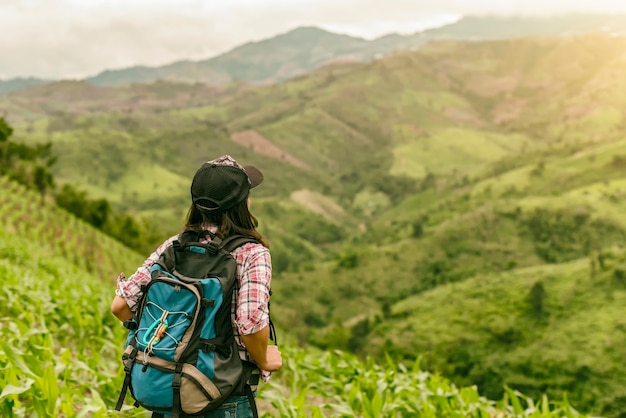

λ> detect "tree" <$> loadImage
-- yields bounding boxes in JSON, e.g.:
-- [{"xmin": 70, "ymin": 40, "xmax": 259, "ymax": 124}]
[
  {"xmin": 347, "ymin": 318, "xmax": 370, "ymax": 354},
  {"xmin": 0, "ymin": 117, "xmax": 13, "ymax": 142},
  {"xmin": 87, "ymin": 199, "xmax": 111, "ymax": 229},
  {"xmin": 56, "ymin": 184, "xmax": 89, "ymax": 219},
  {"xmin": 528, "ymin": 281, "xmax": 545, "ymax": 319},
  {"xmin": 411, "ymin": 220, "xmax": 424, "ymax": 238},
  {"xmin": 33, "ymin": 165, "xmax": 54, "ymax": 201}
]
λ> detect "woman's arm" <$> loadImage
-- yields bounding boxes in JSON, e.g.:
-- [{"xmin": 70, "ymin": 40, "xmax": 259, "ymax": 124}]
[
  {"xmin": 111, "ymin": 296, "xmax": 134, "ymax": 321},
  {"xmin": 112, "ymin": 235, "xmax": 178, "ymax": 321},
  {"xmin": 236, "ymin": 246, "xmax": 282, "ymax": 371},
  {"xmin": 241, "ymin": 326, "xmax": 282, "ymax": 372}
]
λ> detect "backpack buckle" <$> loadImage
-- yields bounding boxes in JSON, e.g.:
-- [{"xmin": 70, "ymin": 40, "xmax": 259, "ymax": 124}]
[
  {"xmin": 123, "ymin": 319, "xmax": 138, "ymax": 330},
  {"xmin": 172, "ymin": 364, "xmax": 183, "ymax": 389},
  {"xmin": 207, "ymin": 241, "xmax": 220, "ymax": 254},
  {"xmin": 201, "ymin": 342, "xmax": 216, "ymax": 352}
]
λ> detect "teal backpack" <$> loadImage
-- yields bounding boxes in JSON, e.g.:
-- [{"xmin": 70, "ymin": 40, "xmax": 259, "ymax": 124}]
[{"xmin": 115, "ymin": 230, "xmax": 272, "ymax": 417}]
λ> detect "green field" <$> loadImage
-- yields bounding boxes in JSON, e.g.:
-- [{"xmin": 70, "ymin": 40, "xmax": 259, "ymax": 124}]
[
  {"xmin": 0, "ymin": 175, "xmax": 587, "ymax": 417},
  {"xmin": 3, "ymin": 34, "xmax": 626, "ymax": 416}
]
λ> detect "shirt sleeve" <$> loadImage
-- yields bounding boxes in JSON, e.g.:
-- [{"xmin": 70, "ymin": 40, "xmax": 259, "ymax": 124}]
[
  {"xmin": 236, "ymin": 245, "xmax": 272, "ymax": 336},
  {"xmin": 115, "ymin": 234, "xmax": 178, "ymax": 311}
]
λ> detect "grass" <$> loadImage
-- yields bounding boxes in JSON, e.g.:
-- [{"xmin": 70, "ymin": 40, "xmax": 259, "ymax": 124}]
[
  {"xmin": 372, "ymin": 253, "xmax": 626, "ymax": 415},
  {"xmin": 76, "ymin": 163, "xmax": 190, "ymax": 207},
  {"xmin": 390, "ymin": 128, "xmax": 532, "ymax": 179},
  {"xmin": 290, "ymin": 189, "xmax": 347, "ymax": 221},
  {"xmin": 3, "ymin": 34, "xmax": 626, "ymax": 417},
  {"xmin": 0, "ymin": 175, "xmax": 588, "ymax": 417}
]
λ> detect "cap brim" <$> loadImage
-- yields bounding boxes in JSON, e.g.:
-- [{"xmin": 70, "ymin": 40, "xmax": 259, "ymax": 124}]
[{"xmin": 244, "ymin": 165, "xmax": 264, "ymax": 188}]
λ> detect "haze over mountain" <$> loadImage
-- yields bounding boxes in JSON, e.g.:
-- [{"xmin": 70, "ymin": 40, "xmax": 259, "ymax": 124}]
[{"xmin": 2, "ymin": 14, "xmax": 626, "ymax": 94}]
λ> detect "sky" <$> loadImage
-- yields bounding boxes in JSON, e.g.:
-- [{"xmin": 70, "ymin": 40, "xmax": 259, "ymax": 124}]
[{"xmin": 2, "ymin": 0, "xmax": 626, "ymax": 80}]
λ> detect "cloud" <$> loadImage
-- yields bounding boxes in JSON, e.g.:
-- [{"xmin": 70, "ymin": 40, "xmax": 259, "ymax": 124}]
[{"xmin": 1, "ymin": 0, "xmax": 626, "ymax": 79}]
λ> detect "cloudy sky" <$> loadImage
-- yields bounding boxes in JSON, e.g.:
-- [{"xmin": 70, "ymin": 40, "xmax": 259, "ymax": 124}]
[{"xmin": 2, "ymin": 0, "xmax": 626, "ymax": 80}]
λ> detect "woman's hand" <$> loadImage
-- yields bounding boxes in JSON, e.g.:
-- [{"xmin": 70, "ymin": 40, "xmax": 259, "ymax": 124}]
[
  {"xmin": 241, "ymin": 326, "xmax": 283, "ymax": 372},
  {"xmin": 262, "ymin": 345, "xmax": 282, "ymax": 372}
]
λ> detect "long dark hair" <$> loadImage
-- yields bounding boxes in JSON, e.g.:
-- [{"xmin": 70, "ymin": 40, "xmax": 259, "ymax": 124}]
[{"xmin": 184, "ymin": 196, "xmax": 269, "ymax": 248}]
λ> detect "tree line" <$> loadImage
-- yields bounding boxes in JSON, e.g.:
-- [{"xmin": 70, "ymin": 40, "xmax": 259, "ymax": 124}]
[{"xmin": 0, "ymin": 117, "xmax": 161, "ymax": 253}]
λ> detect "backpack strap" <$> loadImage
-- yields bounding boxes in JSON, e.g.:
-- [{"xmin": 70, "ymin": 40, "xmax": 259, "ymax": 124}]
[
  {"xmin": 245, "ymin": 384, "xmax": 259, "ymax": 418},
  {"xmin": 219, "ymin": 234, "xmax": 258, "ymax": 253},
  {"xmin": 177, "ymin": 229, "xmax": 212, "ymax": 244},
  {"xmin": 115, "ymin": 347, "xmax": 138, "ymax": 411},
  {"xmin": 218, "ymin": 235, "xmax": 278, "ymax": 346},
  {"xmin": 211, "ymin": 233, "xmax": 262, "ymax": 418},
  {"xmin": 171, "ymin": 363, "xmax": 183, "ymax": 418}
]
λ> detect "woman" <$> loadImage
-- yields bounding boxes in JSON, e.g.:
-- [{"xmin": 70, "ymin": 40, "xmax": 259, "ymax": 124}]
[{"xmin": 111, "ymin": 155, "xmax": 282, "ymax": 418}]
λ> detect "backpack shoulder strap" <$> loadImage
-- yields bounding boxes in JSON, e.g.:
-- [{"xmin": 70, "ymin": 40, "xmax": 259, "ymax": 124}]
[
  {"xmin": 220, "ymin": 234, "xmax": 277, "ymax": 346},
  {"xmin": 177, "ymin": 229, "xmax": 213, "ymax": 246},
  {"xmin": 220, "ymin": 235, "xmax": 259, "ymax": 254},
  {"xmin": 154, "ymin": 230, "xmax": 216, "ymax": 274}
]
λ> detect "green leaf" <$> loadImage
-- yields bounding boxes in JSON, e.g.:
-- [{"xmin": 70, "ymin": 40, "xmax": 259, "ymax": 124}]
[
  {"xmin": 0, "ymin": 340, "xmax": 36, "ymax": 378},
  {"xmin": 0, "ymin": 379, "xmax": 34, "ymax": 399}
]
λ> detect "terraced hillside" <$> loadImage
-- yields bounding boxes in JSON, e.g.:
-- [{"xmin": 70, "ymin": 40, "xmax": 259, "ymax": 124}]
[
  {"xmin": 6, "ymin": 35, "xmax": 626, "ymax": 211},
  {"xmin": 0, "ymin": 174, "xmax": 587, "ymax": 416},
  {"xmin": 0, "ymin": 175, "xmax": 142, "ymax": 278},
  {"xmin": 2, "ymin": 33, "xmax": 626, "ymax": 416}
]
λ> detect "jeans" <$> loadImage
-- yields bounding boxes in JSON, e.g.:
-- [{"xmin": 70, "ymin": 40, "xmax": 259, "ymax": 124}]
[
  {"xmin": 203, "ymin": 396, "xmax": 254, "ymax": 418},
  {"xmin": 152, "ymin": 395, "xmax": 255, "ymax": 418}
]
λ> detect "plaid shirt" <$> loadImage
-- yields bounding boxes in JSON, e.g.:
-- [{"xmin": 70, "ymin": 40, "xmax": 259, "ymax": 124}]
[{"xmin": 115, "ymin": 225, "xmax": 272, "ymax": 381}]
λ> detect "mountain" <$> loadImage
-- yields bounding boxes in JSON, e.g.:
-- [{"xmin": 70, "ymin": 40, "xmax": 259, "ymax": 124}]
[
  {"xmin": 86, "ymin": 26, "xmax": 368, "ymax": 86},
  {"xmin": 5, "ymin": 14, "xmax": 626, "ymax": 93},
  {"xmin": 3, "ymin": 33, "xmax": 626, "ymax": 416},
  {"xmin": 86, "ymin": 14, "xmax": 626, "ymax": 87},
  {"xmin": 0, "ymin": 77, "xmax": 51, "ymax": 94},
  {"xmin": 418, "ymin": 13, "xmax": 626, "ymax": 39}
]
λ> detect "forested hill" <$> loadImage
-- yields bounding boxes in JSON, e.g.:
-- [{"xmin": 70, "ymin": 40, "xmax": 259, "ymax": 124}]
[
  {"xmin": 84, "ymin": 14, "xmax": 626, "ymax": 87},
  {"xmin": 2, "ymin": 13, "xmax": 626, "ymax": 92},
  {"xmin": 2, "ymin": 33, "xmax": 626, "ymax": 416},
  {"xmin": 0, "ymin": 165, "xmax": 584, "ymax": 416}
]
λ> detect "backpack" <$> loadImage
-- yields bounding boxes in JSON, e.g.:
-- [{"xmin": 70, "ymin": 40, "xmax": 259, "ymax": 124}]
[{"xmin": 115, "ymin": 230, "xmax": 263, "ymax": 417}]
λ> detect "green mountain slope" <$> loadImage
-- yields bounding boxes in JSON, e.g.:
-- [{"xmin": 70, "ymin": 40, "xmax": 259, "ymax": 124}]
[
  {"xmin": 0, "ymin": 175, "xmax": 143, "ymax": 277},
  {"xmin": 86, "ymin": 27, "xmax": 368, "ymax": 86},
  {"xmin": 376, "ymin": 256, "xmax": 626, "ymax": 417},
  {"xmin": 84, "ymin": 15, "xmax": 626, "ymax": 87},
  {"xmin": 0, "ymin": 174, "xmax": 587, "ymax": 417},
  {"xmin": 3, "ymin": 33, "xmax": 626, "ymax": 416},
  {"xmin": 0, "ymin": 77, "xmax": 50, "ymax": 94},
  {"xmin": 1, "ymin": 14, "xmax": 620, "ymax": 92}
]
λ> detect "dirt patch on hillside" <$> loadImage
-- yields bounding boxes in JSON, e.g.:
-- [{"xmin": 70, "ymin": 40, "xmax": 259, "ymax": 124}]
[
  {"xmin": 231, "ymin": 130, "xmax": 310, "ymax": 170},
  {"xmin": 466, "ymin": 74, "xmax": 521, "ymax": 97},
  {"xmin": 492, "ymin": 98, "xmax": 528, "ymax": 125},
  {"xmin": 291, "ymin": 189, "xmax": 346, "ymax": 221},
  {"xmin": 560, "ymin": 104, "xmax": 601, "ymax": 122},
  {"xmin": 444, "ymin": 107, "xmax": 485, "ymax": 127}
]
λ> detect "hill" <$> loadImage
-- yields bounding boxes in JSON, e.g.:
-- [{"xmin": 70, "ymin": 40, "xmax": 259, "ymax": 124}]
[
  {"xmin": 3, "ymin": 14, "xmax": 626, "ymax": 93},
  {"xmin": 83, "ymin": 14, "xmax": 626, "ymax": 87},
  {"xmin": 87, "ymin": 26, "xmax": 367, "ymax": 87},
  {"xmin": 0, "ymin": 77, "xmax": 50, "ymax": 94},
  {"xmin": 2, "ymin": 33, "xmax": 626, "ymax": 416},
  {"xmin": 0, "ymin": 174, "xmax": 585, "ymax": 416}
]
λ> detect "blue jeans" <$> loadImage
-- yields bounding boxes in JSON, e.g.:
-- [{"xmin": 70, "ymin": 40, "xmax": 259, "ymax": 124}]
[
  {"xmin": 202, "ymin": 396, "xmax": 254, "ymax": 418},
  {"xmin": 152, "ymin": 395, "xmax": 255, "ymax": 418}
]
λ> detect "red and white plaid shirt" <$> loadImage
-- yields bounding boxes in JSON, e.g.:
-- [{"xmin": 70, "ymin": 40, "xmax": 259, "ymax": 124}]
[{"xmin": 115, "ymin": 225, "xmax": 272, "ymax": 381}]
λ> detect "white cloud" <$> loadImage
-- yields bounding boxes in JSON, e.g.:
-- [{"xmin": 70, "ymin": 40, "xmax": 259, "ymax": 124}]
[{"xmin": 1, "ymin": 0, "xmax": 626, "ymax": 79}]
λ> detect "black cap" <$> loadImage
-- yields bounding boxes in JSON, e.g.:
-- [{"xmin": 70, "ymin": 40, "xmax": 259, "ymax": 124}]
[{"xmin": 190, "ymin": 155, "xmax": 263, "ymax": 211}]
